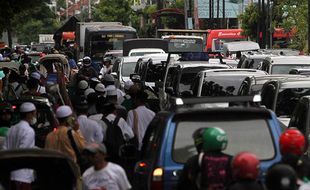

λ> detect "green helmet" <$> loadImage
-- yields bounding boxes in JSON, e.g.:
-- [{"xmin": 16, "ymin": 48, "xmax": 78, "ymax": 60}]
[{"xmin": 202, "ymin": 127, "xmax": 228, "ymax": 152}]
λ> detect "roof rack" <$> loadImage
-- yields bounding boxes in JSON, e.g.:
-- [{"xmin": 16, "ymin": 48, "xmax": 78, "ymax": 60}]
[{"xmin": 167, "ymin": 95, "xmax": 261, "ymax": 111}]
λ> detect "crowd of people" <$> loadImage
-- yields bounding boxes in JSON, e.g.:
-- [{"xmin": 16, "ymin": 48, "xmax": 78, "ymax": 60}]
[
  {"xmin": 1, "ymin": 46, "xmax": 310, "ymax": 190},
  {"xmin": 0, "ymin": 47, "xmax": 155, "ymax": 190}
]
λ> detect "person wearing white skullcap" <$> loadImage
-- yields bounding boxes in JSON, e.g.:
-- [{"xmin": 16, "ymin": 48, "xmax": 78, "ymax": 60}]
[
  {"xmin": 45, "ymin": 105, "xmax": 86, "ymax": 165},
  {"xmin": 95, "ymin": 83, "xmax": 106, "ymax": 97},
  {"xmin": 30, "ymin": 71, "xmax": 46, "ymax": 94},
  {"xmin": 84, "ymin": 88, "xmax": 95, "ymax": 98},
  {"xmin": 3, "ymin": 102, "xmax": 37, "ymax": 188},
  {"xmin": 104, "ymin": 81, "xmax": 125, "ymax": 105},
  {"xmin": 78, "ymin": 80, "xmax": 89, "ymax": 91}
]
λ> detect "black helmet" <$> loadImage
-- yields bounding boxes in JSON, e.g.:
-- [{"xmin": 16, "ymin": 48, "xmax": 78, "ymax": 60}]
[{"xmin": 266, "ymin": 164, "xmax": 297, "ymax": 190}]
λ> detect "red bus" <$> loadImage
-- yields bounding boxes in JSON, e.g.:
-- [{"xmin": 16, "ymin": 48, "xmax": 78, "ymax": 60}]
[{"xmin": 206, "ymin": 29, "xmax": 248, "ymax": 52}]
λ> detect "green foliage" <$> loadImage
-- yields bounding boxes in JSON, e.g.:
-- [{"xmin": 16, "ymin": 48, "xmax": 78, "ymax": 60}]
[
  {"xmin": 239, "ymin": 3, "xmax": 259, "ymax": 40},
  {"xmin": 276, "ymin": 0, "xmax": 307, "ymax": 51},
  {"xmin": 92, "ymin": 0, "xmax": 132, "ymax": 25}
]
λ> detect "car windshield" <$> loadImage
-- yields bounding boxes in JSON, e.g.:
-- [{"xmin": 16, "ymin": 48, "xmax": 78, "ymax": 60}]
[
  {"xmin": 243, "ymin": 58, "xmax": 264, "ymax": 69},
  {"xmin": 173, "ymin": 118, "xmax": 274, "ymax": 163},
  {"xmin": 272, "ymin": 64, "xmax": 310, "ymax": 74},
  {"xmin": 121, "ymin": 62, "xmax": 136, "ymax": 77},
  {"xmin": 276, "ymin": 87, "xmax": 310, "ymax": 117}
]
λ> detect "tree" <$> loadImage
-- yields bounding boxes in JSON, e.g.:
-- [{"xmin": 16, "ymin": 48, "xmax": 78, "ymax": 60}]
[
  {"xmin": 0, "ymin": 0, "xmax": 50, "ymax": 47},
  {"xmin": 92, "ymin": 0, "xmax": 132, "ymax": 25},
  {"xmin": 239, "ymin": 3, "xmax": 260, "ymax": 40}
]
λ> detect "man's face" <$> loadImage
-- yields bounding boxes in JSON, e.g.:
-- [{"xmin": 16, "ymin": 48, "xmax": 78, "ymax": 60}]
[{"xmin": 87, "ymin": 151, "xmax": 105, "ymax": 165}]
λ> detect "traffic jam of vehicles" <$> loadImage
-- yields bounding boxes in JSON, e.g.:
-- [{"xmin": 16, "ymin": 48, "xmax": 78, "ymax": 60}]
[{"xmin": 1, "ymin": 20, "xmax": 310, "ymax": 190}]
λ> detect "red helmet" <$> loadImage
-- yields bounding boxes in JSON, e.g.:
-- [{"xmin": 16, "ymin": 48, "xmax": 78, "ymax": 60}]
[
  {"xmin": 279, "ymin": 128, "xmax": 305, "ymax": 156},
  {"xmin": 232, "ymin": 152, "xmax": 260, "ymax": 180}
]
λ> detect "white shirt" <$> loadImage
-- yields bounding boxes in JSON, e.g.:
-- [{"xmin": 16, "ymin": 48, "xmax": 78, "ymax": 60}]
[
  {"xmin": 106, "ymin": 114, "xmax": 134, "ymax": 140},
  {"xmin": 127, "ymin": 105, "xmax": 155, "ymax": 150},
  {"xmin": 78, "ymin": 115, "xmax": 104, "ymax": 144},
  {"xmin": 82, "ymin": 162, "xmax": 131, "ymax": 190},
  {"xmin": 3, "ymin": 120, "xmax": 35, "ymax": 183},
  {"xmin": 88, "ymin": 114, "xmax": 108, "ymax": 140}
]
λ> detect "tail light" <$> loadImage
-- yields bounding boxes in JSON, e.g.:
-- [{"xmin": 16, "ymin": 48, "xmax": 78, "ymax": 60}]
[{"xmin": 151, "ymin": 167, "xmax": 164, "ymax": 190}]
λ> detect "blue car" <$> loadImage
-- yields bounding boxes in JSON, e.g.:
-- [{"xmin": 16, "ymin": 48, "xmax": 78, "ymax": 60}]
[{"xmin": 134, "ymin": 98, "xmax": 283, "ymax": 190}]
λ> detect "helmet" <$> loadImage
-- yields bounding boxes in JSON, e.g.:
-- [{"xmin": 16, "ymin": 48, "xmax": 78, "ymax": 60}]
[
  {"xmin": 83, "ymin": 56, "xmax": 91, "ymax": 66},
  {"xmin": 266, "ymin": 164, "xmax": 297, "ymax": 190},
  {"xmin": 202, "ymin": 127, "xmax": 228, "ymax": 152},
  {"xmin": 0, "ymin": 102, "xmax": 13, "ymax": 113},
  {"xmin": 232, "ymin": 152, "xmax": 260, "ymax": 180},
  {"xmin": 280, "ymin": 128, "xmax": 305, "ymax": 156},
  {"xmin": 103, "ymin": 57, "xmax": 111, "ymax": 63}
]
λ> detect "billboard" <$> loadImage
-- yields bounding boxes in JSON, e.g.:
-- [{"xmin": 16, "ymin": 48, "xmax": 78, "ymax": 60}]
[{"xmin": 197, "ymin": 0, "xmax": 247, "ymax": 18}]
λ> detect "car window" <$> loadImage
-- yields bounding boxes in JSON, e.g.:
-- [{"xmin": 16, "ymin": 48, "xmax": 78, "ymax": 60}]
[
  {"xmin": 173, "ymin": 118, "xmax": 275, "ymax": 163},
  {"xmin": 272, "ymin": 65, "xmax": 310, "ymax": 74},
  {"xmin": 121, "ymin": 62, "xmax": 136, "ymax": 77},
  {"xmin": 276, "ymin": 87, "xmax": 310, "ymax": 117},
  {"xmin": 145, "ymin": 63, "xmax": 164, "ymax": 82}
]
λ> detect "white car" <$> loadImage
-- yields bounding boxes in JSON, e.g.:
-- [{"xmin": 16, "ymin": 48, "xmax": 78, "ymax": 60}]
[{"xmin": 128, "ymin": 48, "xmax": 165, "ymax": 56}]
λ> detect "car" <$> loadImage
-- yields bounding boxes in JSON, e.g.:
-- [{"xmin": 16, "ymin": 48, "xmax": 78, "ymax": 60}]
[
  {"xmin": 260, "ymin": 77, "xmax": 310, "ymax": 126},
  {"xmin": 0, "ymin": 149, "xmax": 81, "ymax": 190},
  {"xmin": 258, "ymin": 56, "xmax": 310, "ymax": 74},
  {"xmin": 112, "ymin": 56, "xmax": 142, "ymax": 90},
  {"xmin": 191, "ymin": 69, "xmax": 268, "ymax": 97},
  {"xmin": 158, "ymin": 62, "xmax": 231, "ymax": 110},
  {"xmin": 9, "ymin": 97, "xmax": 58, "ymax": 148},
  {"xmin": 133, "ymin": 96, "xmax": 283, "ymax": 190},
  {"xmin": 289, "ymin": 68, "xmax": 310, "ymax": 75},
  {"xmin": 237, "ymin": 51, "xmax": 274, "ymax": 69}
]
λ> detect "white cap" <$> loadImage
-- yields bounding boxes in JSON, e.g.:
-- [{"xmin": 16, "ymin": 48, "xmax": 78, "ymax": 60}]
[
  {"xmin": 30, "ymin": 72, "xmax": 41, "ymax": 80},
  {"xmin": 84, "ymin": 88, "xmax": 95, "ymax": 97},
  {"xmin": 103, "ymin": 74, "xmax": 115, "ymax": 82},
  {"xmin": 20, "ymin": 102, "xmax": 36, "ymax": 113},
  {"xmin": 78, "ymin": 80, "xmax": 88, "ymax": 90},
  {"xmin": 56, "ymin": 105, "xmax": 72, "ymax": 118},
  {"xmin": 124, "ymin": 80, "xmax": 134, "ymax": 90},
  {"xmin": 106, "ymin": 89, "xmax": 117, "ymax": 96},
  {"xmin": 95, "ymin": 83, "xmax": 105, "ymax": 93},
  {"xmin": 91, "ymin": 77, "xmax": 100, "ymax": 83}
]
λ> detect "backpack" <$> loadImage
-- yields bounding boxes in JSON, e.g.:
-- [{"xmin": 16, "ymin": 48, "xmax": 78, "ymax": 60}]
[
  {"xmin": 102, "ymin": 117, "xmax": 125, "ymax": 160},
  {"xmin": 196, "ymin": 152, "xmax": 232, "ymax": 190}
]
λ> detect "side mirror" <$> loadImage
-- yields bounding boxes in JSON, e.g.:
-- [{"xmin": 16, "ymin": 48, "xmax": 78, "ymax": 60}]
[
  {"xmin": 130, "ymin": 73, "xmax": 141, "ymax": 82},
  {"xmin": 155, "ymin": 81, "xmax": 163, "ymax": 88},
  {"xmin": 165, "ymin": 87, "xmax": 174, "ymax": 94}
]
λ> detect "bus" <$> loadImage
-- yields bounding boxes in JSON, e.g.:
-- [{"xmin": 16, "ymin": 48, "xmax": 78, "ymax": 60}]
[{"xmin": 81, "ymin": 23, "xmax": 137, "ymax": 63}]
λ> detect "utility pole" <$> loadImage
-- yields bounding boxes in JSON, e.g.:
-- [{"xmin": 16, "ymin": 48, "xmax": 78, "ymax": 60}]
[
  {"xmin": 88, "ymin": 0, "xmax": 91, "ymax": 21},
  {"xmin": 261, "ymin": 0, "xmax": 266, "ymax": 48}
]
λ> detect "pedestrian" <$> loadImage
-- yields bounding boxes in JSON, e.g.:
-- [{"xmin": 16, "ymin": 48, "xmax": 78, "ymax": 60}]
[
  {"xmin": 82, "ymin": 143, "xmax": 131, "ymax": 190},
  {"xmin": 99, "ymin": 57, "xmax": 113, "ymax": 76},
  {"xmin": 21, "ymin": 78, "xmax": 41, "ymax": 97},
  {"xmin": 7, "ymin": 70, "xmax": 26, "ymax": 99},
  {"xmin": 76, "ymin": 103, "xmax": 103, "ymax": 144},
  {"xmin": 45, "ymin": 105, "xmax": 85, "ymax": 164},
  {"xmin": 121, "ymin": 81, "xmax": 138, "ymax": 111},
  {"xmin": 127, "ymin": 90, "xmax": 155, "ymax": 151},
  {"xmin": 198, "ymin": 127, "xmax": 232, "ymax": 190},
  {"xmin": 227, "ymin": 152, "xmax": 264, "ymax": 190},
  {"xmin": 177, "ymin": 128, "xmax": 205, "ymax": 190},
  {"xmin": 265, "ymin": 164, "xmax": 298, "ymax": 190},
  {"xmin": 103, "ymin": 74, "xmax": 125, "ymax": 105},
  {"xmin": 29, "ymin": 72, "xmax": 46, "ymax": 94},
  {"xmin": 3, "ymin": 102, "xmax": 37, "ymax": 190}
]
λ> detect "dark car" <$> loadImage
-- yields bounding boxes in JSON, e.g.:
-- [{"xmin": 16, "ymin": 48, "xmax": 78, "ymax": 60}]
[
  {"xmin": 133, "ymin": 96, "xmax": 282, "ymax": 190},
  {"xmin": 9, "ymin": 97, "xmax": 58, "ymax": 148},
  {"xmin": 0, "ymin": 149, "xmax": 81, "ymax": 190}
]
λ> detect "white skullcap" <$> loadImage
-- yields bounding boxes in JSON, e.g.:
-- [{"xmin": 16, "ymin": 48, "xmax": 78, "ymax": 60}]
[
  {"xmin": 91, "ymin": 77, "xmax": 100, "ymax": 83},
  {"xmin": 106, "ymin": 89, "xmax": 117, "ymax": 96},
  {"xmin": 20, "ymin": 102, "xmax": 36, "ymax": 113},
  {"xmin": 78, "ymin": 80, "xmax": 88, "ymax": 90},
  {"xmin": 56, "ymin": 105, "xmax": 72, "ymax": 118},
  {"xmin": 84, "ymin": 88, "xmax": 95, "ymax": 97},
  {"xmin": 124, "ymin": 80, "xmax": 134, "ymax": 90},
  {"xmin": 30, "ymin": 72, "xmax": 41, "ymax": 80},
  {"xmin": 95, "ymin": 83, "xmax": 105, "ymax": 93},
  {"xmin": 103, "ymin": 74, "xmax": 115, "ymax": 82}
]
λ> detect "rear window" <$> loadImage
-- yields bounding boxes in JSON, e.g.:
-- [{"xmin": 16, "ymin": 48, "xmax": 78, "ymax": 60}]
[{"xmin": 173, "ymin": 119, "xmax": 274, "ymax": 163}]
